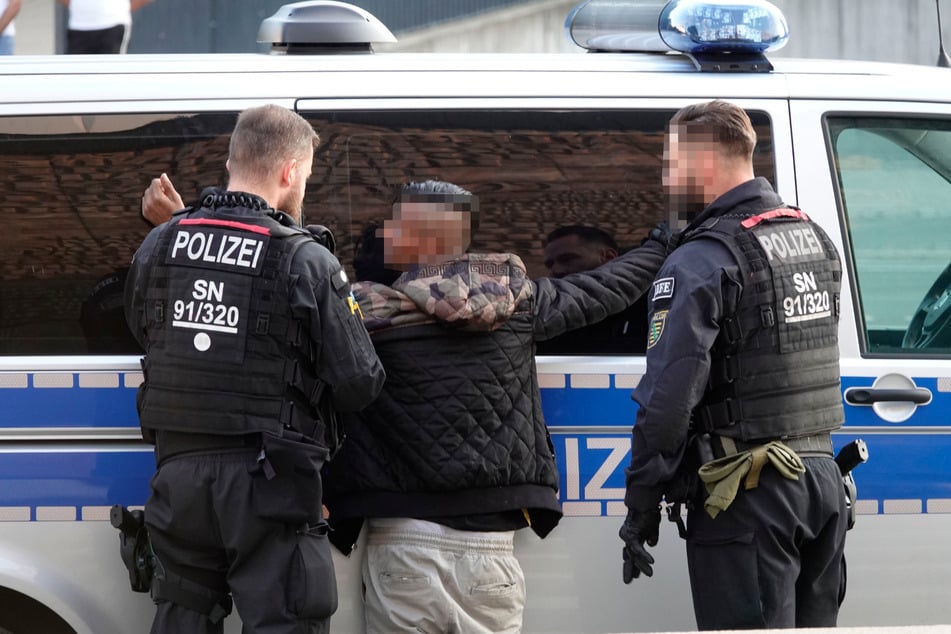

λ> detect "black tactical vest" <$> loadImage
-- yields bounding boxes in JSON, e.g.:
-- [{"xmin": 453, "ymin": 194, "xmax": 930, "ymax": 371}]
[
  {"xmin": 689, "ymin": 208, "xmax": 845, "ymax": 441},
  {"xmin": 137, "ymin": 210, "xmax": 325, "ymax": 439}
]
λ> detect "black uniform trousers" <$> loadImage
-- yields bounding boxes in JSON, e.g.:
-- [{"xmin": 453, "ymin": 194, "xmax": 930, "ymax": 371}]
[
  {"xmin": 145, "ymin": 449, "xmax": 335, "ymax": 634},
  {"xmin": 685, "ymin": 456, "xmax": 848, "ymax": 630}
]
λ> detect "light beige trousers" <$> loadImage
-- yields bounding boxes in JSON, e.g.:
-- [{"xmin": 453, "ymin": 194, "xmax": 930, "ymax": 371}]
[{"xmin": 362, "ymin": 518, "xmax": 525, "ymax": 634}]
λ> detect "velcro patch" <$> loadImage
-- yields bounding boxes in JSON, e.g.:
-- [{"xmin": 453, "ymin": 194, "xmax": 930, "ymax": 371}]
[
  {"xmin": 647, "ymin": 310, "xmax": 668, "ymax": 349},
  {"xmin": 332, "ymin": 268, "xmax": 349, "ymax": 291},
  {"xmin": 652, "ymin": 277, "xmax": 675, "ymax": 301}
]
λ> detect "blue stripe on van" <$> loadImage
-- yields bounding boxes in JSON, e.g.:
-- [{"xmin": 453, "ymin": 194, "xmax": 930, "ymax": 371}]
[
  {"xmin": 1, "ymin": 372, "xmax": 946, "ymax": 429},
  {"xmin": 551, "ymin": 432, "xmax": 951, "ymax": 516},
  {"xmin": 0, "ymin": 372, "xmax": 949, "ymax": 519},
  {"xmin": 0, "ymin": 450, "xmax": 154, "ymax": 513},
  {"xmin": 539, "ymin": 375, "xmax": 950, "ymax": 429},
  {"xmin": 540, "ymin": 376, "xmax": 636, "ymax": 427},
  {"xmin": 0, "ymin": 432, "xmax": 948, "ymax": 519},
  {"xmin": 0, "ymin": 374, "xmax": 138, "ymax": 428}
]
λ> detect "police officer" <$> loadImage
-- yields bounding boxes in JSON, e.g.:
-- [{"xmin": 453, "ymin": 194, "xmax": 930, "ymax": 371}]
[
  {"xmin": 124, "ymin": 104, "xmax": 385, "ymax": 634},
  {"xmin": 619, "ymin": 100, "xmax": 849, "ymax": 629}
]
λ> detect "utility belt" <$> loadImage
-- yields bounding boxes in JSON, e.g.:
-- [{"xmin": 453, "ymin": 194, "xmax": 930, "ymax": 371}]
[
  {"xmin": 153, "ymin": 431, "xmax": 263, "ymax": 465},
  {"xmin": 680, "ymin": 432, "xmax": 866, "ymax": 531},
  {"xmin": 153, "ymin": 429, "xmax": 329, "ymax": 523},
  {"xmin": 692, "ymin": 435, "xmax": 810, "ymax": 521},
  {"xmin": 710, "ymin": 432, "xmax": 834, "ymax": 461}
]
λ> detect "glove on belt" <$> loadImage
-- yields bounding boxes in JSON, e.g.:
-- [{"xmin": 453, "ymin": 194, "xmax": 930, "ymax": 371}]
[{"xmin": 698, "ymin": 440, "xmax": 806, "ymax": 518}]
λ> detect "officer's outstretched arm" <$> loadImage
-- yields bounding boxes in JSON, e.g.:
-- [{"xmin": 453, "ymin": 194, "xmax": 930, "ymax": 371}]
[{"xmin": 533, "ymin": 238, "xmax": 667, "ymax": 341}]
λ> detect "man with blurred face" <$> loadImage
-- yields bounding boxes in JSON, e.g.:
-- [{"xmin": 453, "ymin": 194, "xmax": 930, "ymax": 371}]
[
  {"xmin": 619, "ymin": 100, "xmax": 848, "ymax": 630},
  {"xmin": 322, "ymin": 179, "xmax": 668, "ymax": 634},
  {"xmin": 381, "ymin": 192, "xmax": 473, "ymax": 268},
  {"xmin": 663, "ymin": 119, "xmax": 720, "ymax": 230}
]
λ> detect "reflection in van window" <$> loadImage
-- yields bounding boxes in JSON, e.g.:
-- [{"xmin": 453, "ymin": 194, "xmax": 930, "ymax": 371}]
[
  {"xmin": 829, "ymin": 117, "xmax": 951, "ymax": 354},
  {"xmin": 0, "ymin": 113, "xmax": 236, "ymax": 355},
  {"xmin": 302, "ymin": 109, "xmax": 775, "ymax": 354},
  {"xmin": 0, "ymin": 109, "xmax": 775, "ymax": 357}
]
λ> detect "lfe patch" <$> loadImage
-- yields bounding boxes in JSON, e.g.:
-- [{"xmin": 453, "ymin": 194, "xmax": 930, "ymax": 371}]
[
  {"xmin": 647, "ymin": 310, "xmax": 668, "ymax": 349},
  {"xmin": 652, "ymin": 277, "xmax": 675, "ymax": 301}
]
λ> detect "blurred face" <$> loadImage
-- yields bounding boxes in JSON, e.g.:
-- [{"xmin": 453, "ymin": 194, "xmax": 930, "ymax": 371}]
[
  {"xmin": 543, "ymin": 234, "xmax": 614, "ymax": 278},
  {"xmin": 663, "ymin": 125, "xmax": 713, "ymax": 230},
  {"xmin": 380, "ymin": 201, "xmax": 471, "ymax": 268},
  {"xmin": 276, "ymin": 153, "xmax": 313, "ymax": 225}
]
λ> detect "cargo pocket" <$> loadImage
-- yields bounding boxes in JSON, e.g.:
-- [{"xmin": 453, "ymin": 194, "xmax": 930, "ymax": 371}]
[
  {"xmin": 466, "ymin": 555, "xmax": 525, "ymax": 631},
  {"xmin": 287, "ymin": 522, "xmax": 338, "ymax": 620},
  {"xmin": 686, "ymin": 529, "xmax": 765, "ymax": 630},
  {"xmin": 250, "ymin": 432, "xmax": 329, "ymax": 524},
  {"xmin": 378, "ymin": 571, "xmax": 430, "ymax": 592}
]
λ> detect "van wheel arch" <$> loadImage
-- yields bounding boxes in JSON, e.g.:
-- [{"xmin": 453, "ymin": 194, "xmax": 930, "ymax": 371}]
[{"xmin": 0, "ymin": 587, "xmax": 76, "ymax": 634}]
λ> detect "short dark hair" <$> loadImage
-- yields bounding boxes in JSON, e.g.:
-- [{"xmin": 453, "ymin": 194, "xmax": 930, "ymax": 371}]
[
  {"xmin": 228, "ymin": 105, "xmax": 318, "ymax": 183},
  {"xmin": 669, "ymin": 99, "xmax": 756, "ymax": 160},
  {"xmin": 545, "ymin": 224, "xmax": 618, "ymax": 252},
  {"xmin": 396, "ymin": 180, "xmax": 480, "ymax": 230}
]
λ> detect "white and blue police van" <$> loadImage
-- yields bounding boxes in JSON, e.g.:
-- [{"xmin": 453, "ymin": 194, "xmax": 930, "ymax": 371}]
[{"xmin": 1, "ymin": 0, "xmax": 950, "ymax": 631}]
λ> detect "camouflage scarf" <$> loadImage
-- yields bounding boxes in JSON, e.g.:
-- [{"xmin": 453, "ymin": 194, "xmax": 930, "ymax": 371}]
[{"xmin": 353, "ymin": 253, "xmax": 533, "ymax": 334}]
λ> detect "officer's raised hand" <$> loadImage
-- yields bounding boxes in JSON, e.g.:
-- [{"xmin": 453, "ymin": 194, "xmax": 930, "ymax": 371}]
[
  {"xmin": 619, "ymin": 505, "xmax": 661, "ymax": 582},
  {"xmin": 142, "ymin": 172, "xmax": 184, "ymax": 227}
]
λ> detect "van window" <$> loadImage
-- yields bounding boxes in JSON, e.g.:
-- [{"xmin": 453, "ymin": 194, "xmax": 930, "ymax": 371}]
[
  {"xmin": 0, "ymin": 113, "xmax": 236, "ymax": 356},
  {"xmin": 301, "ymin": 108, "xmax": 776, "ymax": 354},
  {"xmin": 0, "ymin": 108, "xmax": 775, "ymax": 357},
  {"xmin": 828, "ymin": 116, "xmax": 951, "ymax": 355}
]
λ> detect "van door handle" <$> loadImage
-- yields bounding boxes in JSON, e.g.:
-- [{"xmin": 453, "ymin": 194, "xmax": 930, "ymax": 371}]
[{"xmin": 844, "ymin": 387, "xmax": 932, "ymax": 405}]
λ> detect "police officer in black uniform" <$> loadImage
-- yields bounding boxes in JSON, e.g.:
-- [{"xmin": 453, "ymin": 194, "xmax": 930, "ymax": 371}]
[
  {"xmin": 619, "ymin": 100, "xmax": 848, "ymax": 629},
  {"xmin": 124, "ymin": 104, "xmax": 385, "ymax": 634}
]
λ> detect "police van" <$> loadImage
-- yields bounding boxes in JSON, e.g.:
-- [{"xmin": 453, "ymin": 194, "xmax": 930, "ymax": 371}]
[{"xmin": 1, "ymin": 0, "xmax": 950, "ymax": 631}]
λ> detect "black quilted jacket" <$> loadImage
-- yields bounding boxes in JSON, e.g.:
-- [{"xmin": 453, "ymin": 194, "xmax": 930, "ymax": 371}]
[{"xmin": 324, "ymin": 244, "xmax": 665, "ymax": 554}]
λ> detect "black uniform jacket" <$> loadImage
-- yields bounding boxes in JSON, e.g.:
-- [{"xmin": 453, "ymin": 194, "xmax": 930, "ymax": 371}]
[
  {"xmin": 625, "ymin": 178, "xmax": 786, "ymax": 510},
  {"xmin": 124, "ymin": 198, "xmax": 385, "ymax": 419}
]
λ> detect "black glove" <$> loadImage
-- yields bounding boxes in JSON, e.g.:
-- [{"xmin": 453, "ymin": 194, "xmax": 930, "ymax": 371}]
[
  {"xmin": 619, "ymin": 506, "xmax": 661, "ymax": 583},
  {"xmin": 306, "ymin": 224, "xmax": 336, "ymax": 254}
]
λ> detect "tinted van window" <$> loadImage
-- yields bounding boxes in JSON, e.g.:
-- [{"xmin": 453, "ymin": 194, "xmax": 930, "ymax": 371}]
[
  {"xmin": 828, "ymin": 116, "xmax": 951, "ymax": 355},
  {"xmin": 0, "ymin": 108, "xmax": 775, "ymax": 356},
  {"xmin": 0, "ymin": 113, "xmax": 237, "ymax": 355},
  {"xmin": 301, "ymin": 108, "xmax": 776, "ymax": 353}
]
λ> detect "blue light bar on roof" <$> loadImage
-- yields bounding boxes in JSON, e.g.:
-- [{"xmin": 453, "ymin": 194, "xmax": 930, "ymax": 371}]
[
  {"xmin": 659, "ymin": 0, "xmax": 788, "ymax": 54},
  {"xmin": 566, "ymin": 0, "xmax": 788, "ymax": 57}
]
